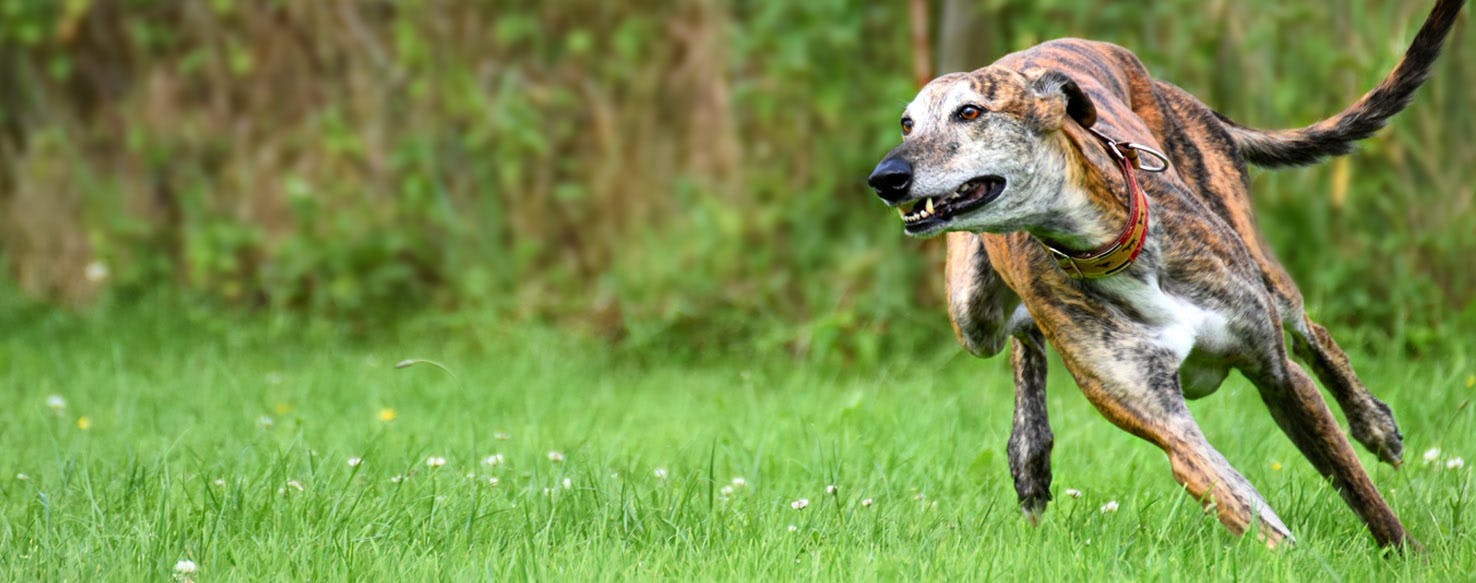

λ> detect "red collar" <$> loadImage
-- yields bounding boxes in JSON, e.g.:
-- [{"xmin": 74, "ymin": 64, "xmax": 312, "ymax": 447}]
[{"xmin": 1039, "ymin": 125, "xmax": 1169, "ymax": 279}]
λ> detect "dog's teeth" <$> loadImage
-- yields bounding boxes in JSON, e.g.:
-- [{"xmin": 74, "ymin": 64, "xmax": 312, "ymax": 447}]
[{"xmin": 925, "ymin": 198, "xmax": 935, "ymax": 214}]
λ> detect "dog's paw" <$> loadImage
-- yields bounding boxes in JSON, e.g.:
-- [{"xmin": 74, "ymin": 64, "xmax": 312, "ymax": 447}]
[
  {"xmin": 1020, "ymin": 496, "xmax": 1050, "ymax": 526},
  {"xmin": 1349, "ymin": 400, "xmax": 1404, "ymax": 467}
]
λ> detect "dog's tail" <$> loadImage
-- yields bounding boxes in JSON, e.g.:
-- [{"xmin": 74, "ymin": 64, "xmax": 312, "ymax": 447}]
[{"xmin": 1216, "ymin": 0, "xmax": 1465, "ymax": 168}]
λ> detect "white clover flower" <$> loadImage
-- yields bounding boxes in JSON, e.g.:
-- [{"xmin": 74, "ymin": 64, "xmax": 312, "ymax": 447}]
[
  {"xmin": 425, "ymin": 456, "xmax": 447, "ymax": 468},
  {"xmin": 731, "ymin": 477, "xmax": 747, "ymax": 488},
  {"xmin": 787, "ymin": 524, "xmax": 798, "ymax": 532},
  {"xmin": 1424, "ymin": 447, "xmax": 1442, "ymax": 463},
  {"xmin": 861, "ymin": 498, "xmax": 874, "ymax": 507},
  {"xmin": 390, "ymin": 474, "xmax": 407, "ymax": 484},
  {"xmin": 481, "ymin": 453, "xmax": 505, "ymax": 466},
  {"xmin": 347, "ymin": 457, "xmax": 363, "ymax": 468},
  {"xmin": 720, "ymin": 485, "xmax": 734, "ymax": 496},
  {"xmin": 494, "ymin": 431, "xmax": 512, "ymax": 440},
  {"xmin": 45, "ymin": 395, "xmax": 66, "ymax": 413},
  {"xmin": 1064, "ymin": 488, "xmax": 1082, "ymax": 499},
  {"xmin": 16, "ymin": 473, "xmax": 28, "ymax": 481},
  {"xmin": 547, "ymin": 451, "xmax": 565, "ymax": 463},
  {"xmin": 825, "ymin": 484, "xmax": 838, "ymax": 495},
  {"xmin": 562, "ymin": 477, "xmax": 573, "ymax": 490},
  {"xmin": 83, "ymin": 260, "xmax": 109, "ymax": 283},
  {"xmin": 1100, "ymin": 500, "xmax": 1119, "ymax": 513},
  {"xmin": 257, "ymin": 415, "xmax": 274, "ymax": 430},
  {"xmin": 653, "ymin": 467, "xmax": 668, "ymax": 480},
  {"xmin": 488, "ymin": 477, "xmax": 500, "ymax": 487},
  {"xmin": 173, "ymin": 559, "xmax": 198, "ymax": 575},
  {"xmin": 790, "ymin": 498, "xmax": 809, "ymax": 510},
  {"xmin": 1448, "ymin": 457, "xmax": 1465, "ymax": 470},
  {"xmin": 212, "ymin": 478, "xmax": 225, "ymax": 487},
  {"xmin": 913, "ymin": 492, "xmax": 925, "ymax": 501},
  {"xmin": 281, "ymin": 480, "xmax": 304, "ymax": 495}
]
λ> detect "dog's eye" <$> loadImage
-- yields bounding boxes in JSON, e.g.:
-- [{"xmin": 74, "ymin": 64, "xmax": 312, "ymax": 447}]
[
  {"xmin": 956, "ymin": 105, "xmax": 982, "ymax": 121},
  {"xmin": 901, "ymin": 117, "xmax": 914, "ymax": 135}
]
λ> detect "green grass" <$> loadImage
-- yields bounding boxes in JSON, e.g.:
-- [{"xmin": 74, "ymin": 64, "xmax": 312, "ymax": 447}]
[{"xmin": 1, "ymin": 308, "xmax": 1472, "ymax": 581}]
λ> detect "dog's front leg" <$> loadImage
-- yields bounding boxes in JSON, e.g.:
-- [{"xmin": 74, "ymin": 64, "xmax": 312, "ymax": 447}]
[
  {"xmin": 1007, "ymin": 319, "xmax": 1052, "ymax": 523},
  {"xmin": 1050, "ymin": 332, "xmax": 1295, "ymax": 547},
  {"xmin": 946, "ymin": 234, "xmax": 1055, "ymax": 522},
  {"xmin": 945, "ymin": 232, "xmax": 1018, "ymax": 358}
]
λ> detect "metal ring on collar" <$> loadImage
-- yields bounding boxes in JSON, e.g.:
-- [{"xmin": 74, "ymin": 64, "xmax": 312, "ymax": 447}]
[{"xmin": 1123, "ymin": 143, "xmax": 1171, "ymax": 172}]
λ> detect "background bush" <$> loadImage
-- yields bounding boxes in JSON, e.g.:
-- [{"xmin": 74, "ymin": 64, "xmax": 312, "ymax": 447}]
[{"xmin": 1, "ymin": 0, "xmax": 1471, "ymax": 356}]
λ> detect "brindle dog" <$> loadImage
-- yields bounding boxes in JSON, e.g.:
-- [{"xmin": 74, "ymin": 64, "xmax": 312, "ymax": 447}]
[{"xmin": 868, "ymin": 0, "xmax": 1465, "ymax": 549}]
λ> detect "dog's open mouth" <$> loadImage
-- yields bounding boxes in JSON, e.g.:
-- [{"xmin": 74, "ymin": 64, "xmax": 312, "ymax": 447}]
[{"xmin": 898, "ymin": 175, "xmax": 1006, "ymax": 232}]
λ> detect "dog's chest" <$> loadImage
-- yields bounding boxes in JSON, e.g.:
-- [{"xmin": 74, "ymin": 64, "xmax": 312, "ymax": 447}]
[{"xmin": 1095, "ymin": 276, "xmax": 1238, "ymax": 361}]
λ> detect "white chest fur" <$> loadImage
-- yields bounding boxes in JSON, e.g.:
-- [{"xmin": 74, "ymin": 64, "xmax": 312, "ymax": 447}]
[{"xmin": 1094, "ymin": 274, "xmax": 1238, "ymax": 398}]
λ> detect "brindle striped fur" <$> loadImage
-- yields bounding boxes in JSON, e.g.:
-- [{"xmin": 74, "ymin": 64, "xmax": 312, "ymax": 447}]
[{"xmin": 871, "ymin": 0, "xmax": 1465, "ymax": 549}]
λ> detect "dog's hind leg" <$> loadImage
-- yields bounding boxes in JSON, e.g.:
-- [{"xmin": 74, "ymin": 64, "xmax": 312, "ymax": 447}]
[
  {"xmin": 1241, "ymin": 346, "xmax": 1416, "ymax": 549},
  {"xmin": 1253, "ymin": 249, "xmax": 1404, "ymax": 466},
  {"xmin": 1287, "ymin": 315, "xmax": 1404, "ymax": 466},
  {"xmin": 1007, "ymin": 323, "xmax": 1052, "ymax": 523}
]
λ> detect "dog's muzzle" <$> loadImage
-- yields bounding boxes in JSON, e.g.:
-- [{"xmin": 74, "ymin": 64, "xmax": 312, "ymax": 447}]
[{"xmin": 867, "ymin": 157, "xmax": 912, "ymax": 204}]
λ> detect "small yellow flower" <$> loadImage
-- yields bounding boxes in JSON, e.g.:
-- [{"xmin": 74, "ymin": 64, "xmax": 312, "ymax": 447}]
[
  {"xmin": 1271, "ymin": 462, "xmax": 1283, "ymax": 471},
  {"xmin": 273, "ymin": 402, "xmax": 292, "ymax": 415},
  {"xmin": 76, "ymin": 416, "xmax": 92, "ymax": 431},
  {"xmin": 377, "ymin": 408, "xmax": 397, "ymax": 422},
  {"xmin": 1466, "ymin": 374, "xmax": 1474, "ymax": 389}
]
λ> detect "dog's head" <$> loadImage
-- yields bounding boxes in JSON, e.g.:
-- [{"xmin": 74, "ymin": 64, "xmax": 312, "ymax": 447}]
[{"xmin": 868, "ymin": 67, "xmax": 1097, "ymax": 238}]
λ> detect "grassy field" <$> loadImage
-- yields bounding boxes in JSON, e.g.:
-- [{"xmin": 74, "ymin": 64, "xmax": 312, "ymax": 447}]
[{"xmin": 1, "ymin": 307, "xmax": 1472, "ymax": 581}]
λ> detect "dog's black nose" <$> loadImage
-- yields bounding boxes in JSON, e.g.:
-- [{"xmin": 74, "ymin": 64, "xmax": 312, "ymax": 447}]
[{"xmin": 868, "ymin": 157, "xmax": 913, "ymax": 203}]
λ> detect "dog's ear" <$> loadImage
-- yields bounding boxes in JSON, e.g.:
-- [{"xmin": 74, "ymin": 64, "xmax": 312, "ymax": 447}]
[{"xmin": 1028, "ymin": 69, "xmax": 1097, "ymax": 130}]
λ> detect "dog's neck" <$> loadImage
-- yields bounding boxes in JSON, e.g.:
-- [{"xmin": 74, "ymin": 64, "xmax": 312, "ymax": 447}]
[{"xmin": 1026, "ymin": 135, "xmax": 1132, "ymax": 255}]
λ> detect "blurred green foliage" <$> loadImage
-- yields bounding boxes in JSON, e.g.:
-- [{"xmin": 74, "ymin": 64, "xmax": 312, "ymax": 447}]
[{"xmin": 0, "ymin": 0, "xmax": 1471, "ymax": 356}]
